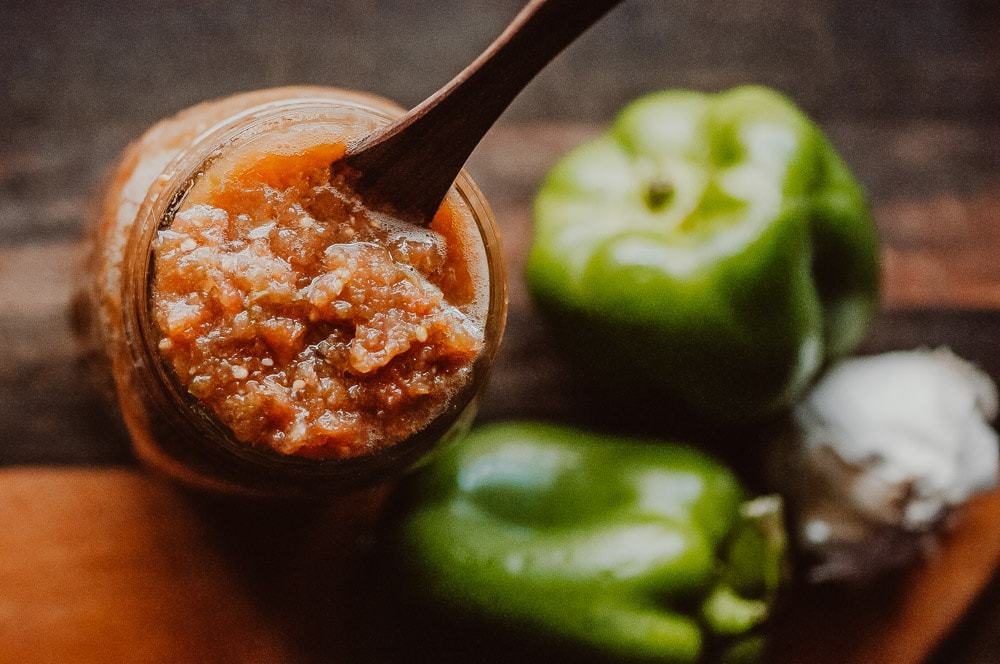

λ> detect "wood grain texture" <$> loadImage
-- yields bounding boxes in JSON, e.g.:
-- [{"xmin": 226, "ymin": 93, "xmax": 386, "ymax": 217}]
[
  {"xmin": 0, "ymin": 468, "xmax": 392, "ymax": 664},
  {"xmin": 771, "ymin": 490, "xmax": 1000, "ymax": 663},
  {"xmin": 3, "ymin": 1, "xmax": 1000, "ymax": 659},
  {"xmin": 2, "ymin": 471, "xmax": 1000, "ymax": 663},
  {"xmin": 0, "ymin": 469, "xmax": 293, "ymax": 664},
  {"xmin": 3, "ymin": 7, "xmax": 1000, "ymax": 656}
]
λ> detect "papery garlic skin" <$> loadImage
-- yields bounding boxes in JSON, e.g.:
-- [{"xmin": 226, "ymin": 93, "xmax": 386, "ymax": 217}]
[{"xmin": 774, "ymin": 348, "xmax": 999, "ymax": 583}]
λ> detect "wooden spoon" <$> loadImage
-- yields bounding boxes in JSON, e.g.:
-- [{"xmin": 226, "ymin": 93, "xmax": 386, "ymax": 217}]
[{"xmin": 340, "ymin": 0, "xmax": 625, "ymax": 225}]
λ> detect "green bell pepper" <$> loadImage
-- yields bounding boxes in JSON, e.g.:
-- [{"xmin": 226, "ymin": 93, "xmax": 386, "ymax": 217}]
[
  {"xmin": 526, "ymin": 85, "xmax": 879, "ymax": 422},
  {"xmin": 385, "ymin": 421, "xmax": 785, "ymax": 663}
]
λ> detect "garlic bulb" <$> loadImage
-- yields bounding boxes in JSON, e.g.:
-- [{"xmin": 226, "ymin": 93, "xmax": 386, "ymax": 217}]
[{"xmin": 772, "ymin": 348, "xmax": 999, "ymax": 583}]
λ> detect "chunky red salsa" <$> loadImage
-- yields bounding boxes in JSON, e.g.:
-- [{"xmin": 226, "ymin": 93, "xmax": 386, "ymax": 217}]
[{"xmin": 152, "ymin": 143, "xmax": 483, "ymax": 459}]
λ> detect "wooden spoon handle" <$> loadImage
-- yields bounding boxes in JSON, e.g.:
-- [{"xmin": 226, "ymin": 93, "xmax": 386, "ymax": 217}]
[{"xmin": 344, "ymin": 0, "xmax": 625, "ymax": 224}]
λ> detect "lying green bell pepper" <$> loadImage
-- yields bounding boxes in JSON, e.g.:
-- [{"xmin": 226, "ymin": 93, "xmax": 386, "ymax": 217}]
[
  {"xmin": 526, "ymin": 85, "xmax": 879, "ymax": 421},
  {"xmin": 385, "ymin": 421, "xmax": 785, "ymax": 663}
]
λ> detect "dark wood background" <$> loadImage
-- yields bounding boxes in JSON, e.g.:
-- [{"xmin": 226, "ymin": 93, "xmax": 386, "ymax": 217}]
[{"xmin": 3, "ymin": 1, "xmax": 1000, "ymax": 661}]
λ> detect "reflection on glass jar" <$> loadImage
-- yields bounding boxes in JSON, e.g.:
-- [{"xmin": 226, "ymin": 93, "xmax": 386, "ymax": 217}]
[{"xmin": 80, "ymin": 87, "xmax": 507, "ymax": 496}]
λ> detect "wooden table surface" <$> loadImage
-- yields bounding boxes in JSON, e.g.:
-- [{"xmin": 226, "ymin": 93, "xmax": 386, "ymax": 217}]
[{"xmin": 4, "ymin": 1, "xmax": 1000, "ymax": 662}]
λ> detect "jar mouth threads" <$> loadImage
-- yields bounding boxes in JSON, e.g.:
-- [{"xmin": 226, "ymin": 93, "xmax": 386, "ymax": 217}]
[{"xmin": 96, "ymin": 89, "xmax": 506, "ymax": 495}]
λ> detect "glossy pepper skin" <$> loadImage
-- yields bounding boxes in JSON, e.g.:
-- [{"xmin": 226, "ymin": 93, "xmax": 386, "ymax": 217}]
[
  {"xmin": 526, "ymin": 86, "xmax": 879, "ymax": 422},
  {"xmin": 386, "ymin": 421, "xmax": 785, "ymax": 663}
]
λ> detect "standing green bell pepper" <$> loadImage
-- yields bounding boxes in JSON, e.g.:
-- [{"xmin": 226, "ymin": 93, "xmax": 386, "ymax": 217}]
[
  {"xmin": 526, "ymin": 85, "xmax": 879, "ymax": 421},
  {"xmin": 385, "ymin": 421, "xmax": 785, "ymax": 663}
]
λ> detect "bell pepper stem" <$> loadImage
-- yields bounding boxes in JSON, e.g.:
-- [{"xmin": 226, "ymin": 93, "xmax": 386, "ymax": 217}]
[{"xmin": 701, "ymin": 495, "xmax": 787, "ymax": 636}]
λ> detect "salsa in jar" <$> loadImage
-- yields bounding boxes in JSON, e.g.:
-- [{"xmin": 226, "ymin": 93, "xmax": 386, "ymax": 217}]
[{"xmin": 81, "ymin": 87, "xmax": 507, "ymax": 494}]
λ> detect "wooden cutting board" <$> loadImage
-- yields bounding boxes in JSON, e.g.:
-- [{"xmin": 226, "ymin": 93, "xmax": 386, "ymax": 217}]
[
  {"xmin": 0, "ymin": 469, "xmax": 392, "ymax": 664},
  {"xmin": 2, "ymin": 467, "xmax": 1000, "ymax": 663}
]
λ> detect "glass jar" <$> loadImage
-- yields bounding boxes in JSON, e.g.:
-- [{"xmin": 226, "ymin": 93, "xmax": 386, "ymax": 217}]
[{"xmin": 81, "ymin": 87, "xmax": 507, "ymax": 496}]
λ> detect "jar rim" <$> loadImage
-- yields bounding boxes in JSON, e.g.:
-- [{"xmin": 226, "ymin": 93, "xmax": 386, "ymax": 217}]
[{"xmin": 119, "ymin": 93, "xmax": 507, "ymax": 491}]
